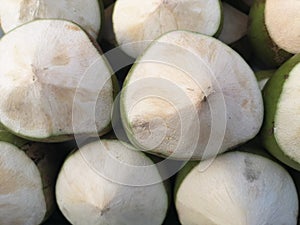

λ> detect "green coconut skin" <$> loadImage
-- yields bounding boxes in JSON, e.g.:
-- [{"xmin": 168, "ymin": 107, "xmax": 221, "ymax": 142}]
[
  {"xmin": 255, "ymin": 69, "xmax": 275, "ymax": 82},
  {"xmin": 0, "ymin": 19, "xmax": 119, "ymax": 143},
  {"xmin": 255, "ymin": 69, "xmax": 275, "ymax": 90},
  {"xmin": 248, "ymin": 0, "xmax": 292, "ymax": 68},
  {"xmin": 0, "ymin": 123, "xmax": 29, "ymax": 147},
  {"xmin": 213, "ymin": 0, "xmax": 224, "ymax": 38},
  {"xmin": 261, "ymin": 54, "xmax": 300, "ymax": 171}
]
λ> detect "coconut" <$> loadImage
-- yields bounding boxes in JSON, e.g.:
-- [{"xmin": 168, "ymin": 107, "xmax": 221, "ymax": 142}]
[
  {"xmin": 175, "ymin": 151, "xmax": 298, "ymax": 225},
  {"xmin": 261, "ymin": 54, "xmax": 300, "ymax": 170},
  {"xmin": 0, "ymin": 127, "xmax": 70, "ymax": 225},
  {"xmin": 248, "ymin": 0, "xmax": 299, "ymax": 67},
  {"xmin": 0, "ymin": 19, "xmax": 115, "ymax": 142},
  {"xmin": 0, "ymin": 0, "xmax": 102, "ymax": 39},
  {"xmin": 218, "ymin": 2, "xmax": 248, "ymax": 45},
  {"xmin": 120, "ymin": 30, "xmax": 263, "ymax": 160},
  {"xmin": 218, "ymin": 2, "xmax": 251, "ymax": 61},
  {"xmin": 112, "ymin": 0, "xmax": 223, "ymax": 58},
  {"xmin": 56, "ymin": 140, "xmax": 168, "ymax": 225}
]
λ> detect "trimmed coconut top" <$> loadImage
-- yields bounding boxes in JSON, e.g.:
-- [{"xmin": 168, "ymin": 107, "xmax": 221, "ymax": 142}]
[
  {"xmin": 0, "ymin": 0, "xmax": 101, "ymax": 38},
  {"xmin": 0, "ymin": 141, "xmax": 46, "ymax": 225},
  {"xmin": 265, "ymin": 0, "xmax": 300, "ymax": 54},
  {"xmin": 0, "ymin": 20, "xmax": 113, "ymax": 141},
  {"xmin": 56, "ymin": 140, "xmax": 168, "ymax": 225},
  {"xmin": 176, "ymin": 152, "xmax": 298, "ymax": 225},
  {"xmin": 121, "ymin": 30, "xmax": 263, "ymax": 160},
  {"xmin": 274, "ymin": 62, "xmax": 300, "ymax": 162},
  {"xmin": 113, "ymin": 0, "xmax": 222, "ymax": 58}
]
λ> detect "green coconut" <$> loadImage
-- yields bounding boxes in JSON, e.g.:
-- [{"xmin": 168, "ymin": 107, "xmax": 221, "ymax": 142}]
[
  {"xmin": 174, "ymin": 151, "xmax": 298, "ymax": 225},
  {"xmin": 56, "ymin": 139, "xmax": 169, "ymax": 225},
  {"xmin": 0, "ymin": 19, "xmax": 115, "ymax": 142},
  {"xmin": 0, "ymin": 127, "xmax": 71, "ymax": 225},
  {"xmin": 112, "ymin": 0, "xmax": 223, "ymax": 58},
  {"xmin": 261, "ymin": 54, "xmax": 300, "ymax": 170},
  {"xmin": 218, "ymin": 3, "xmax": 253, "ymax": 61},
  {"xmin": 0, "ymin": 0, "xmax": 103, "ymax": 39},
  {"xmin": 218, "ymin": 2, "xmax": 248, "ymax": 45},
  {"xmin": 248, "ymin": 0, "xmax": 298, "ymax": 68},
  {"xmin": 255, "ymin": 69, "xmax": 275, "ymax": 90},
  {"xmin": 120, "ymin": 30, "xmax": 263, "ymax": 160},
  {"xmin": 218, "ymin": 3, "xmax": 252, "ymax": 61}
]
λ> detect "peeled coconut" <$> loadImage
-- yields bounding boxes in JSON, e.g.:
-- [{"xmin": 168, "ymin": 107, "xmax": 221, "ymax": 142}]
[
  {"xmin": 175, "ymin": 151, "xmax": 298, "ymax": 225},
  {"xmin": 112, "ymin": 0, "xmax": 223, "ymax": 58},
  {"xmin": 120, "ymin": 30, "xmax": 263, "ymax": 160},
  {"xmin": 0, "ymin": 127, "xmax": 69, "ymax": 225},
  {"xmin": 0, "ymin": 0, "xmax": 102, "ymax": 38},
  {"xmin": 261, "ymin": 54, "xmax": 300, "ymax": 170},
  {"xmin": 218, "ymin": 2, "xmax": 248, "ymax": 45},
  {"xmin": 56, "ymin": 140, "xmax": 169, "ymax": 225},
  {"xmin": 248, "ymin": 0, "xmax": 299, "ymax": 67},
  {"xmin": 0, "ymin": 19, "xmax": 115, "ymax": 142}
]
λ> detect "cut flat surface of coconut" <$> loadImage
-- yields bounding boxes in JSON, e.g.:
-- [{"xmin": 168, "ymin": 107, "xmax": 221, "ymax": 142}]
[
  {"xmin": 121, "ymin": 30, "xmax": 263, "ymax": 160},
  {"xmin": 0, "ymin": 0, "xmax": 102, "ymax": 38},
  {"xmin": 0, "ymin": 142, "xmax": 46, "ymax": 225},
  {"xmin": 56, "ymin": 140, "xmax": 168, "ymax": 225},
  {"xmin": 113, "ymin": 0, "xmax": 222, "ymax": 58},
  {"xmin": 265, "ymin": 0, "xmax": 300, "ymax": 54},
  {"xmin": 247, "ymin": 0, "xmax": 293, "ymax": 67},
  {"xmin": 175, "ymin": 152, "xmax": 298, "ymax": 225},
  {"xmin": 218, "ymin": 2, "xmax": 248, "ymax": 44},
  {"xmin": 0, "ymin": 20, "xmax": 113, "ymax": 141},
  {"xmin": 274, "ymin": 62, "xmax": 300, "ymax": 162},
  {"xmin": 261, "ymin": 54, "xmax": 300, "ymax": 170}
]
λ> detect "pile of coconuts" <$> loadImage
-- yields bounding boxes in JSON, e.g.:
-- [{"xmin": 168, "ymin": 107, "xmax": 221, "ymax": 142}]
[{"xmin": 0, "ymin": 0, "xmax": 299, "ymax": 224}]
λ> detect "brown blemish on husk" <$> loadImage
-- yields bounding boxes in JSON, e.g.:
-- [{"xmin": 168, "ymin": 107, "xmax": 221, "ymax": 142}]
[
  {"xmin": 51, "ymin": 53, "xmax": 70, "ymax": 66},
  {"xmin": 65, "ymin": 24, "xmax": 81, "ymax": 31},
  {"xmin": 0, "ymin": 167, "xmax": 35, "ymax": 195},
  {"xmin": 243, "ymin": 157, "xmax": 261, "ymax": 182},
  {"xmin": 242, "ymin": 99, "xmax": 249, "ymax": 108}
]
